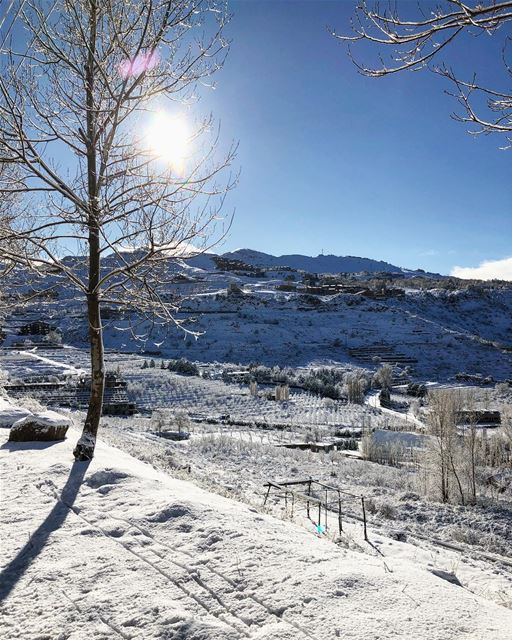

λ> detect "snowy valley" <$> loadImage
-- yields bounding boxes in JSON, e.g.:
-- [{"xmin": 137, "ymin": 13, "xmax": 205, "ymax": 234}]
[
  {"xmin": 1, "ymin": 250, "xmax": 512, "ymax": 639},
  {"xmin": 2, "ymin": 1, "xmax": 512, "ymax": 638}
]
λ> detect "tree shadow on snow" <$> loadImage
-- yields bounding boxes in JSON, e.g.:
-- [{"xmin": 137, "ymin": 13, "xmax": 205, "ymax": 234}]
[{"xmin": 0, "ymin": 459, "xmax": 90, "ymax": 602}]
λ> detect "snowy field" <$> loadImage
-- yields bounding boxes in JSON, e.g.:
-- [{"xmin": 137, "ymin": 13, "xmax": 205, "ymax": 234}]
[
  {"xmin": 123, "ymin": 367, "xmax": 400, "ymax": 431},
  {"xmin": 2, "ymin": 428, "xmax": 512, "ymax": 639}
]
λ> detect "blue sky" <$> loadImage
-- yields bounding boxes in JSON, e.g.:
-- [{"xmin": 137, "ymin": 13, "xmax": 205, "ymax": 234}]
[
  {"xmin": 3, "ymin": 1, "xmax": 510, "ymax": 277},
  {"xmin": 200, "ymin": 1, "xmax": 512, "ymax": 276}
]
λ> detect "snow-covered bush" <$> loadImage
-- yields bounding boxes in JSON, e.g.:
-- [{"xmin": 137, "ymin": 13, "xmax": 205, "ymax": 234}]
[
  {"xmin": 373, "ymin": 364, "xmax": 393, "ymax": 391},
  {"xmin": 152, "ymin": 408, "xmax": 191, "ymax": 434},
  {"xmin": 45, "ymin": 330, "xmax": 62, "ymax": 345},
  {"xmin": 378, "ymin": 501, "xmax": 396, "ymax": 519},
  {"xmin": 297, "ymin": 368, "xmax": 347, "ymax": 400},
  {"xmin": 16, "ymin": 396, "xmax": 45, "ymax": 413}
]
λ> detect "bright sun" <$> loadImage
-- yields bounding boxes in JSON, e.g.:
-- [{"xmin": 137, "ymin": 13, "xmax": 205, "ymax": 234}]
[{"xmin": 146, "ymin": 111, "xmax": 189, "ymax": 171}]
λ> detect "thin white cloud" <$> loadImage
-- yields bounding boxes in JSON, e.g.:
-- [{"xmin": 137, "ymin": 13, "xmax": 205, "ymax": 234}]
[{"xmin": 451, "ymin": 256, "xmax": 512, "ymax": 281}]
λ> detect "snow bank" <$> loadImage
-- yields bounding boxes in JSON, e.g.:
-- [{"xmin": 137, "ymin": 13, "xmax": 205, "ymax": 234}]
[
  {"xmin": 1, "ymin": 429, "xmax": 511, "ymax": 639},
  {"xmin": 0, "ymin": 398, "xmax": 32, "ymax": 428}
]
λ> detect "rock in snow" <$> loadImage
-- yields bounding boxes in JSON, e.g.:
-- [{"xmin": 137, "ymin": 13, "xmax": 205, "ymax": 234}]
[
  {"xmin": 429, "ymin": 569, "xmax": 463, "ymax": 587},
  {"xmin": 1, "ymin": 427, "xmax": 511, "ymax": 639},
  {"xmin": 8, "ymin": 410, "xmax": 72, "ymax": 442}
]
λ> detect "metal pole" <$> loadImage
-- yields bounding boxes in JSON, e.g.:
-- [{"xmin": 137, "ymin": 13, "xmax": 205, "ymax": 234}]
[{"xmin": 325, "ymin": 489, "xmax": 328, "ymax": 531}]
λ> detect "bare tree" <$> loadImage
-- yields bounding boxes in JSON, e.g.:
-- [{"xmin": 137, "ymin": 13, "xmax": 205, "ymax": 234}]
[
  {"xmin": 0, "ymin": 0, "xmax": 236, "ymax": 460},
  {"xmin": 461, "ymin": 390, "xmax": 479, "ymax": 504},
  {"xmin": 0, "ymin": 161, "xmax": 38, "ymax": 314},
  {"xmin": 344, "ymin": 372, "xmax": 367, "ymax": 404},
  {"xmin": 336, "ymin": 1, "xmax": 512, "ymax": 147},
  {"xmin": 426, "ymin": 389, "xmax": 465, "ymax": 503},
  {"xmin": 502, "ymin": 405, "xmax": 512, "ymax": 448}
]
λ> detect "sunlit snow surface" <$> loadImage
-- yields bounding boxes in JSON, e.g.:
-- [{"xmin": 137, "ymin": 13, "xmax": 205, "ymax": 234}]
[{"xmin": 1, "ymin": 429, "xmax": 511, "ymax": 639}]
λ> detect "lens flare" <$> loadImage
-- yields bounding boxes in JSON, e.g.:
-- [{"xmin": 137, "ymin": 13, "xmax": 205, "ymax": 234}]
[{"xmin": 119, "ymin": 50, "xmax": 159, "ymax": 79}]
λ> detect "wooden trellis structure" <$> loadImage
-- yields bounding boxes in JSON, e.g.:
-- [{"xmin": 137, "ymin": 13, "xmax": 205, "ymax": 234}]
[{"xmin": 263, "ymin": 478, "xmax": 368, "ymax": 541}]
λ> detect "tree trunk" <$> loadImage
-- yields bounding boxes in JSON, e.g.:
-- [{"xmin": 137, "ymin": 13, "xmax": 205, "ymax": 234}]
[
  {"xmin": 73, "ymin": 0, "xmax": 103, "ymax": 461},
  {"xmin": 449, "ymin": 454, "xmax": 465, "ymax": 506},
  {"xmin": 73, "ymin": 293, "xmax": 105, "ymax": 460},
  {"xmin": 470, "ymin": 425, "xmax": 477, "ymax": 504},
  {"xmin": 438, "ymin": 440, "xmax": 449, "ymax": 503}
]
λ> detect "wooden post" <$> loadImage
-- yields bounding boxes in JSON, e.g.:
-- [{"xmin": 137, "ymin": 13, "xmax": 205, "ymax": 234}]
[
  {"xmin": 263, "ymin": 484, "xmax": 271, "ymax": 505},
  {"xmin": 318, "ymin": 501, "xmax": 321, "ymax": 527},
  {"xmin": 361, "ymin": 496, "xmax": 368, "ymax": 542},
  {"xmin": 337, "ymin": 490, "xmax": 343, "ymax": 534},
  {"xmin": 306, "ymin": 477, "xmax": 312, "ymax": 518}
]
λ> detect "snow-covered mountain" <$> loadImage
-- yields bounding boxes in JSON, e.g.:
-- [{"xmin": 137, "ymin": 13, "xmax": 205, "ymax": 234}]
[
  {"xmin": 203, "ymin": 248, "xmax": 436, "ymax": 275},
  {"xmin": 55, "ymin": 247, "xmax": 433, "ymax": 277}
]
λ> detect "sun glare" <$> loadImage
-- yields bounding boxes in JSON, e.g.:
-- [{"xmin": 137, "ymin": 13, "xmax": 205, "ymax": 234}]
[{"xmin": 146, "ymin": 112, "xmax": 190, "ymax": 172}]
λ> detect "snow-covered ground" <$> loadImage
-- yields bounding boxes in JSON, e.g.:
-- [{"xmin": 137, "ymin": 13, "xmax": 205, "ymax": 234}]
[
  {"xmin": 2, "ymin": 428, "xmax": 512, "ymax": 639},
  {"xmin": 2, "ymin": 260, "xmax": 512, "ymax": 638},
  {"xmin": 365, "ymin": 391, "xmax": 427, "ymax": 431},
  {"xmin": 99, "ymin": 414, "xmax": 512, "ymax": 562}
]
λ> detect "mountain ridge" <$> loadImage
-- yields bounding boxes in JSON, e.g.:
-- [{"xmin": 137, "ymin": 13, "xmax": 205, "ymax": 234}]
[
  {"xmin": 208, "ymin": 248, "xmax": 436, "ymax": 276},
  {"xmin": 59, "ymin": 246, "xmax": 439, "ymax": 277}
]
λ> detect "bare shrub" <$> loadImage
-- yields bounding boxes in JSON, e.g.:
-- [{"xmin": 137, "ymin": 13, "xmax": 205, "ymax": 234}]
[
  {"xmin": 449, "ymin": 525, "xmax": 480, "ymax": 547},
  {"xmin": 378, "ymin": 501, "xmax": 396, "ymax": 519},
  {"xmin": 361, "ymin": 432, "xmax": 407, "ymax": 467}
]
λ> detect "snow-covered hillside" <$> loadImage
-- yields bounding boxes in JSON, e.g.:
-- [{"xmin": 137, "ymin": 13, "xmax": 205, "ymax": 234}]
[
  {"xmin": 2, "ymin": 429, "xmax": 511, "ymax": 639},
  {"xmin": 3, "ymin": 250, "xmax": 511, "ymax": 380}
]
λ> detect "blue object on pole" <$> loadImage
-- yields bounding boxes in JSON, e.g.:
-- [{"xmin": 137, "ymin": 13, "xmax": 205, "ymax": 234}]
[{"xmin": 316, "ymin": 524, "xmax": 325, "ymax": 535}]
